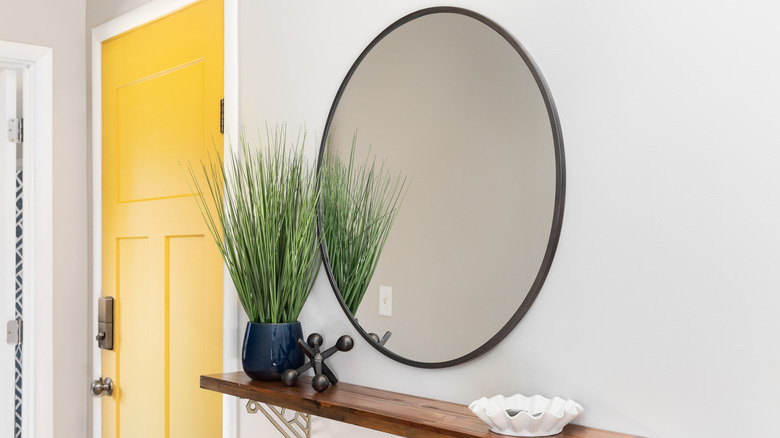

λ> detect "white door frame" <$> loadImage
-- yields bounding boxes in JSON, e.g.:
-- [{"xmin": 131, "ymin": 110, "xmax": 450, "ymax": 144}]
[
  {"xmin": 90, "ymin": 0, "xmax": 239, "ymax": 437},
  {"xmin": 0, "ymin": 41, "xmax": 54, "ymax": 438}
]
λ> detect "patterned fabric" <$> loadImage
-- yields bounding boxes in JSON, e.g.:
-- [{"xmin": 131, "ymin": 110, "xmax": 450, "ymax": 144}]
[{"xmin": 14, "ymin": 170, "xmax": 22, "ymax": 438}]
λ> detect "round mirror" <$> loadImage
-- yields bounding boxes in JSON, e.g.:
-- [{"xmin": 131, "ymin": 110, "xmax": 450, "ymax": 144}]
[{"xmin": 318, "ymin": 7, "xmax": 565, "ymax": 368}]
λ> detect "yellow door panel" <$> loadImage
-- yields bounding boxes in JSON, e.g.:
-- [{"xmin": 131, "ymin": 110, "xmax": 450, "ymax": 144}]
[
  {"xmin": 101, "ymin": 1, "xmax": 223, "ymax": 437},
  {"xmin": 167, "ymin": 236, "xmax": 223, "ymax": 438},
  {"xmin": 116, "ymin": 237, "xmax": 164, "ymax": 437},
  {"xmin": 116, "ymin": 60, "xmax": 206, "ymax": 202}
]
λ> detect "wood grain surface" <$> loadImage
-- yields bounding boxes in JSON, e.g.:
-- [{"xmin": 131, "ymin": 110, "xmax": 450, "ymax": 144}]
[{"xmin": 201, "ymin": 372, "xmax": 644, "ymax": 438}]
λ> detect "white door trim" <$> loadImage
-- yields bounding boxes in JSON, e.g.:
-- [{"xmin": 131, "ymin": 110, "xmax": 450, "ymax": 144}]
[
  {"xmin": 0, "ymin": 41, "xmax": 54, "ymax": 438},
  {"xmin": 90, "ymin": 0, "xmax": 239, "ymax": 437}
]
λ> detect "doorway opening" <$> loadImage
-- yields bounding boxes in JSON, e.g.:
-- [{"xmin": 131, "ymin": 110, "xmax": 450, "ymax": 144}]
[{"xmin": 0, "ymin": 40, "xmax": 54, "ymax": 438}]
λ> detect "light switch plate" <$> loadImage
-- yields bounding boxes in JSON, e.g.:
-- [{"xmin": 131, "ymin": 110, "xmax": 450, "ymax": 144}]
[{"xmin": 379, "ymin": 286, "xmax": 392, "ymax": 317}]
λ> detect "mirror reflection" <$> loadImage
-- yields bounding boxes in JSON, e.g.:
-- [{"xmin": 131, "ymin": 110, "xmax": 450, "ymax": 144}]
[{"xmin": 320, "ymin": 9, "xmax": 564, "ymax": 366}]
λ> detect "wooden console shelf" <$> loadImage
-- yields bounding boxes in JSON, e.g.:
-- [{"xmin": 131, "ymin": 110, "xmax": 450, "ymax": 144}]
[{"xmin": 201, "ymin": 372, "xmax": 643, "ymax": 438}]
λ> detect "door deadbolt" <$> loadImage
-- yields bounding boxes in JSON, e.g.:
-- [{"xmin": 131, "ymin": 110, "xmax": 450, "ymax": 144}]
[
  {"xmin": 91, "ymin": 376, "xmax": 114, "ymax": 397},
  {"xmin": 96, "ymin": 296, "xmax": 114, "ymax": 350}
]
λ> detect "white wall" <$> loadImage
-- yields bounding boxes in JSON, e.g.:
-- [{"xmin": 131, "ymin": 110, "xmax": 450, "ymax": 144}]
[
  {"xmin": 7, "ymin": 0, "xmax": 771, "ymax": 436},
  {"xmin": 0, "ymin": 2, "xmax": 88, "ymax": 437},
  {"xmin": 238, "ymin": 1, "xmax": 780, "ymax": 437},
  {"xmin": 86, "ymin": 0, "xmax": 156, "ymax": 26}
]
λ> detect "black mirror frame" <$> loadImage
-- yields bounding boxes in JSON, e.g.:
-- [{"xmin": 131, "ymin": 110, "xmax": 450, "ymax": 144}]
[{"xmin": 316, "ymin": 6, "xmax": 566, "ymax": 369}]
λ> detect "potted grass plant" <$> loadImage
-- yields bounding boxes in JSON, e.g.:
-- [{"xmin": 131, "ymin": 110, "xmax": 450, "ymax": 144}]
[
  {"xmin": 187, "ymin": 124, "xmax": 321, "ymax": 380},
  {"xmin": 320, "ymin": 134, "xmax": 407, "ymax": 315}
]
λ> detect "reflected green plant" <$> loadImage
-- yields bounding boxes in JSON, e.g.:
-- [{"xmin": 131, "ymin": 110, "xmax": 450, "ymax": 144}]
[
  {"xmin": 321, "ymin": 133, "xmax": 408, "ymax": 314},
  {"xmin": 186, "ymin": 124, "xmax": 321, "ymax": 323}
]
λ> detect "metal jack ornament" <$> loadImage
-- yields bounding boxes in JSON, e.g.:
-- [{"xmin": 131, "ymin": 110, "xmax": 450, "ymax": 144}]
[{"xmin": 281, "ymin": 333, "xmax": 354, "ymax": 392}]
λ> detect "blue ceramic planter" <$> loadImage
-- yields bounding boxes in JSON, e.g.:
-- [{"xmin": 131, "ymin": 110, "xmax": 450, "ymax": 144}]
[{"xmin": 242, "ymin": 321, "xmax": 304, "ymax": 381}]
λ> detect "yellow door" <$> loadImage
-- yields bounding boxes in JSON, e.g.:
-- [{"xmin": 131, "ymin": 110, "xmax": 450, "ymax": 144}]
[{"xmin": 101, "ymin": 1, "xmax": 224, "ymax": 437}]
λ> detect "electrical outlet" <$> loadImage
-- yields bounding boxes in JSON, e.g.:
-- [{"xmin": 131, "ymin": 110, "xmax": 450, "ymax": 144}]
[{"xmin": 379, "ymin": 286, "xmax": 392, "ymax": 316}]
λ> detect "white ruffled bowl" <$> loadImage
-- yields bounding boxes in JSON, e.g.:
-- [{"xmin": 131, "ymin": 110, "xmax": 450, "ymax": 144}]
[{"xmin": 468, "ymin": 394, "xmax": 583, "ymax": 437}]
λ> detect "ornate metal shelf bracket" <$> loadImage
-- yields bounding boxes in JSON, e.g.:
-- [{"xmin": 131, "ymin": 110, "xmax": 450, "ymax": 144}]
[{"xmin": 245, "ymin": 400, "xmax": 311, "ymax": 438}]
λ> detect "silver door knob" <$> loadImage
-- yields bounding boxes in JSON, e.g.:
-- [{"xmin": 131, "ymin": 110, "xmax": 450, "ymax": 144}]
[{"xmin": 91, "ymin": 376, "xmax": 113, "ymax": 397}]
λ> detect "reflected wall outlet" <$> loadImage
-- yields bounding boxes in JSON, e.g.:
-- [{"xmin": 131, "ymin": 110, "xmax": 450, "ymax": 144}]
[{"xmin": 379, "ymin": 286, "xmax": 392, "ymax": 317}]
